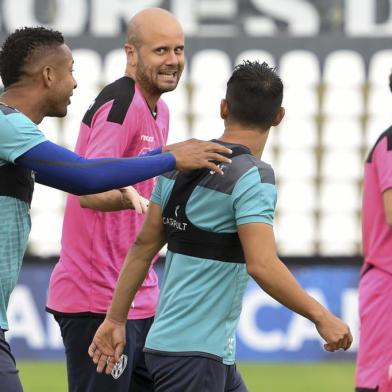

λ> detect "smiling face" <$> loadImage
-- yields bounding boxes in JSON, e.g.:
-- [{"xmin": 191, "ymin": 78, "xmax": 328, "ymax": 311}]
[
  {"xmin": 45, "ymin": 44, "xmax": 77, "ymax": 117},
  {"xmin": 125, "ymin": 9, "xmax": 185, "ymax": 103}
]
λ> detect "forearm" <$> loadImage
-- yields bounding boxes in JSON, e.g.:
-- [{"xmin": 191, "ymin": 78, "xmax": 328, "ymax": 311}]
[
  {"xmin": 107, "ymin": 235, "xmax": 166, "ymax": 323},
  {"xmin": 249, "ymin": 256, "xmax": 327, "ymax": 323},
  {"xmin": 16, "ymin": 141, "xmax": 175, "ymax": 195},
  {"xmin": 79, "ymin": 190, "xmax": 128, "ymax": 211}
]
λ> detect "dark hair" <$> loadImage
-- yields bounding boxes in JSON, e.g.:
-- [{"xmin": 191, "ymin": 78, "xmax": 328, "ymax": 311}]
[
  {"xmin": 226, "ymin": 61, "xmax": 283, "ymax": 128},
  {"xmin": 0, "ymin": 26, "xmax": 64, "ymax": 88}
]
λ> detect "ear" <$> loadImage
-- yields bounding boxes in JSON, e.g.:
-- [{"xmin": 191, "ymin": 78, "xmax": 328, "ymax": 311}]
[
  {"xmin": 42, "ymin": 65, "xmax": 54, "ymax": 88},
  {"xmin": 220, "ymin": 99, "xmax": 228, "ymax": 120},
  {"xmin": 271, "ymin": 107, "xmax": 285, "ymax": 127},
  {"xmin": 124, "ymin": 43, "xmax": 138, "ymax": 68}
]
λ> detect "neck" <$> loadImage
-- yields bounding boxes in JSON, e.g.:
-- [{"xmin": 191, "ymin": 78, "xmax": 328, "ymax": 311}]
[
  {"xmin": 0, "ymin": 88, "xmax": 45, "ymax": 124},
  {"xmin": 125, "ymin": 69, "xmax": 160, "ymax": 112},
  {"xmin": 218, "ymin": 125, "xmax": 270, "ymax": 159}
]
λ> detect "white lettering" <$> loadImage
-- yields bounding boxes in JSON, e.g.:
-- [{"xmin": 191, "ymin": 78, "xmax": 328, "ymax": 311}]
[
  {"xmin": 46, "ymin": 313, "xmax": 63, "ymax": 349},
  {"xmin": 3, "ymin": 0, "xmax": 87, "ymax": 35},
  {"xmin": 141, "ymin": 135, "xmax": 154, "ymax": 142},
  {"xmin": 162, "ymin": 216, "xmax": 188, "ymax": 231},
  {"xmin": 91, "ymin": 0, "xmax": 161, "ymax": 36},
  {"xmin": 237, "ymin": 289, "xmax": 285, "ymax": 350},
  {"xmin": 245, "ymin": 0, "xmax": 320, "ymax": 36},
  {"xmin": 285, "ymin": 289, "xmax": 326, "ymax": 350},
  {"xmin": 346, "ymin": 0, "xmax": 392, "ymax": 36},
  {"xmin": 7, "ymin": 286, "xmax": 45, "ymax": 349},
  {"xmin": 341, "ymin": 288, "xmax": 358, "ymax": 351}
]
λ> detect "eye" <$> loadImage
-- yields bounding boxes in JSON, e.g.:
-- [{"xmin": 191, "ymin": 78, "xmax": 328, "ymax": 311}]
[
  {"xmin": 155, "ymin": 48, "xmax": 166, "ymax": 55},
  {"xmin": 175, "ymin": 47, "xmax": 184, "ymax": 55}
]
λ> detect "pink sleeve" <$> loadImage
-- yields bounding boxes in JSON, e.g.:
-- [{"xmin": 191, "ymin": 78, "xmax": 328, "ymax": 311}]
[
  {"xmin": 374, "ymin": 137, "xmax": 392, "ymax": 192},
  {"xmin": 84, "ymin": 102, "xmax": 137, "ymax": 158}
]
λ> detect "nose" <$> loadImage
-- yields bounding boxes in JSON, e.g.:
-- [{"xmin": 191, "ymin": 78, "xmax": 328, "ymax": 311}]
[
  {"xmin": 166, "ymin": 50, "xmax": 180, "ymax": 66},
  {"xmin": 73, "ymin": 76, "xmax": 78, "ymax": 90}
]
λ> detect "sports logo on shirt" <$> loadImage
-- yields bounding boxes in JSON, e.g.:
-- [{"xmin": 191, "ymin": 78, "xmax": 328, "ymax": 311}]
[
  {"xmin": 111, "ymin": 354, "xmax": 128, "ymax": 380},
  {"xmin": 141, "ymin": 134, "xmax": 154, "ymax": 142}
]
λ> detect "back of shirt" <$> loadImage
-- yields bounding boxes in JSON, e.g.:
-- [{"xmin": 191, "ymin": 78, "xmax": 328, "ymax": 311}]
[
  {"xmin": 363, "ymin": 126, "xmax": 392, "ymax": 274},
  {"xmin": 145, "ymin": 143, "xmax": 277, "ymax": 364},
  {"xmin": 47, "ymin": 77, "xmax": 169, "ymax": 319}
]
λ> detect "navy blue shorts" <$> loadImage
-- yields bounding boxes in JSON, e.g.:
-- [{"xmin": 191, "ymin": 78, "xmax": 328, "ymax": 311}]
[
  {"xmin": 0, "ymin": 329, "xmax": 23, "ymax": 392},
  {"xmin": 145, "ymin": 352, "xmax": 248, "ymax": 392},
  {"xmin": 55, "ymin": 315, "xmax": 154, "ymax": 392}
]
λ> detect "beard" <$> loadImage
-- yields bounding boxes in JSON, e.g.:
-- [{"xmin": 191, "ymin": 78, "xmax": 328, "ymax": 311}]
[{"xmin": 136, "ymin": 63, "xmax": 180, "ymax": 96}]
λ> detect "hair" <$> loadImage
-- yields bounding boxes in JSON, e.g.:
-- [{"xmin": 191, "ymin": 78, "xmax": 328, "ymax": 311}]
[
  {"xmin": 0, "ymin": 26, "xmax": 64, "ymax": 88},
  {"xmin": 226, "ymin": 60, "xmax": 283, "ymax": 129}
]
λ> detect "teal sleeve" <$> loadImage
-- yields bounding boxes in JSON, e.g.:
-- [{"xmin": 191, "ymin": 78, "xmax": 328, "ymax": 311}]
[
  {"xmin": 0, "ymin": 113, "xmax": 46, "ymax": 164},
  {"xmin": 151, "ymin": 176, "xmax": 163, "ymax": 207},
  {"xmin": 232, "ymin": 166, "xmax": 277, "ymax": 226}
]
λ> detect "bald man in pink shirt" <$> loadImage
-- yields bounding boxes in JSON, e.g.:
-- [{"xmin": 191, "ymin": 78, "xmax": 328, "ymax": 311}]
[
  {"xmin": 47, "ymin": 8, "xmax": 187, "ymax": 392},
  {"xmin": 356, "ymin": 72, "xmax": 392, "ymax": 392}
]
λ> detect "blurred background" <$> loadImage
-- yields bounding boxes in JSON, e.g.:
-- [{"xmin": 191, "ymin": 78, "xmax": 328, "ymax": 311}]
[{"xmin": 2, "ymin": 0, "xmax": 392, "ymax": 390}]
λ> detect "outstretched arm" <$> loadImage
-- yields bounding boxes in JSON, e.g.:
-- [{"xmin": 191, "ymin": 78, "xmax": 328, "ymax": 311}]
[
  {"xmin": 88, "ymin": 202, "xmax": 166, "ymax": 374},
  {"xmin": 16, "ymin": 140, "xmax": 232, "ymax": 195},
  {"xmin": 239, "ymin": 222, "xmax": 353, "ymax": 352}
]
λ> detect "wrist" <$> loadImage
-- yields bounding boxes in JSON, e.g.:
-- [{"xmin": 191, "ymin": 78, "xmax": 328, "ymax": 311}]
[{"xmin": 105, "ymin": 315, "xmax": 127, "ymax": 326}]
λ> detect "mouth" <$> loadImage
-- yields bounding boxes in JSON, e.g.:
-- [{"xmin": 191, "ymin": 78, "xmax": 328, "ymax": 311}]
[{"xmin": 158, "ymin": 70, "xmax": 177, "ymax": 81}]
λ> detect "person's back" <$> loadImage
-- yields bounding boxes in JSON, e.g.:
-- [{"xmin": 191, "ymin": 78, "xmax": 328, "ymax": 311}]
[{"xmin": 145, "ymin": 143, "xmax": 275, "ymax": 364}]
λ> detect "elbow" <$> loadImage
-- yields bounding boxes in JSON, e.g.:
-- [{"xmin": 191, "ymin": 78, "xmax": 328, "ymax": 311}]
[
  {"xmin": 246, "ymin": 254, "xmax": 277, "ymax": 280},
  {"xmin": 79, "ymin": 196, "xmax": 89, "ymax": 208},
  {"xmin": 246, "ymin": 259, "xmax": 268, "ymax": 280}
]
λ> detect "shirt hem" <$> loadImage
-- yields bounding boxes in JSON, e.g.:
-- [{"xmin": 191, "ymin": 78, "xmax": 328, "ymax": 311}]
[
  {"xmin": 144, "ymin": 347, "xmax": 233, "ymax": 364},
  {"xmin": 45, "ymin": 307, "xmax": 155, "ymax": 320}
]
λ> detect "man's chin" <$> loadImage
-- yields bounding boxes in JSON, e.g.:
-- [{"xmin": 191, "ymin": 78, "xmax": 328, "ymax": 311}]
[
  {"xmin": 159, "ymin": 82, "xmax": 179, "ymax": 93},
  {"xmin": 47, "ymin": 109, "xmax": 67, "ymax": 118}
]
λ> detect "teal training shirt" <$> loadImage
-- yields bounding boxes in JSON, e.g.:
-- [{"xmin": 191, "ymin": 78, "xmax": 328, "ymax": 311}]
[
  {"xmin": 145, "ymin": 145, "xmax": 277, "ymax": 364},
  {"xmin": 0, "ymin": 105, "xmax": 46, "ymax": 329}
]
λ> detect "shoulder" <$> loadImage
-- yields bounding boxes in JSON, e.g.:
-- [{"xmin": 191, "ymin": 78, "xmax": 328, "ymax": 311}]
[
  {"xmin": 232, "ymin": 154, "xmax": 275, "ymax": 185},
  {"xmin": 82, "ymin": 77, "xmax": 137, "ymax": 126},
  {"xmin": 0, "ymin": 106, "xmax": 38, "ymax": 131},
  {"xmin": 367, "ymin": 125, "xmax": 392, "ymax": 163},
  {"xmin": 196, "ymin": 152, "xmax": 275, "ymax": 195}
]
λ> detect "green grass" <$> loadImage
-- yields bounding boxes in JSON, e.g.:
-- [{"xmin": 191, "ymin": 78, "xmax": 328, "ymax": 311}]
[
  {"xmin": 18, "ymin": 361, "xmax": 355, "ymax": 392},
  {"xmin": 238, "ymin": 362, "xmax": 355, "ymax": 392}
]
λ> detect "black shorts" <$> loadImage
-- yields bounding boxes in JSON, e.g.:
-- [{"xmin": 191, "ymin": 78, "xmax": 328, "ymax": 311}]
[
  {"xmin": 55, "ymin": 315, "xmax": 154, "ymax": 392},
  {"xmin": 0, "ymin": 329, "xmax": 23, "ymax": 392},
  {"xmin": 145, "ymin": 352, "xmax": 248, "ymax": 392}
]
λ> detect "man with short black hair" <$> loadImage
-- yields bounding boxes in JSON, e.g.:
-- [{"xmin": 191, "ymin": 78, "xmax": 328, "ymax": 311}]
[{"xmin": 89, "ymin": 61, "xmax": 353, "ymax": 392}]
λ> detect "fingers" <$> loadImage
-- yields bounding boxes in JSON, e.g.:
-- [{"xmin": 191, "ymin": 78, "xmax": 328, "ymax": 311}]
[
  {"xmin": 204, "ymin": 161, "xmax": 225, "ymax": 175},
  {"xmin": 114, "ymin": 342, "xmax": 125, "ymax": 363},
  {"xmin": 203, "ymin": 153, "xmax": 232, "ymax": 164},
  {"xmin": 199, "ymin": 141, "xmax": 232, "ymax": 155},
  {"xmin": 324, "ymin": 330, "xmax": 353, "ymax": 352}
]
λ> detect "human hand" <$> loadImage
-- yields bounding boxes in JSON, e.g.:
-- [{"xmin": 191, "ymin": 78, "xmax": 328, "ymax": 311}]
[
  {"xmin": 165, "ymin": 139, "xmax": 232, "ymax": 175},
  {"xmin": 119, "ymin": 186, "xmax": 149, "ymax": 214},
  {"xmin": 314, "ymin": 312, "xmax": 353, "ymax": 352},
  {"xmin": 88, "ymin": 318, "xmax": 126, "ymax": 375}
]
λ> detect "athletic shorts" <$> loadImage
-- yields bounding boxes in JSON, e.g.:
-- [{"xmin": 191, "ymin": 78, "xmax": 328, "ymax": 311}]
[
  {"xmin": 145, "ymin": 352, "xmax": 248, "ymax": 392},
  {"xmin": 356, "ymin": 267, "xmax": 392, "ymax": 392},
  {"xmin": 55, "ymin": 315, "xmax": 154, "ymax": 392},
  {"xmin": 0, "ymin": 329, "xmax": 23, "ymax": 392}
]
